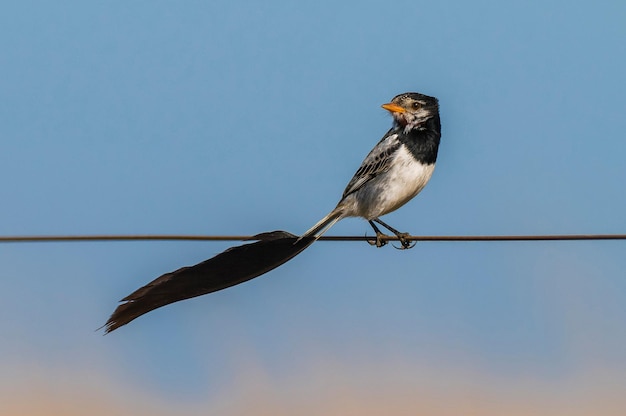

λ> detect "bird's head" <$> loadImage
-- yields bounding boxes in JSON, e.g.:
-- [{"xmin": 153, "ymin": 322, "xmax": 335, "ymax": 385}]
[{"xmin": 382, "ymin": 92, "xmax": 439, "ymax": 132}]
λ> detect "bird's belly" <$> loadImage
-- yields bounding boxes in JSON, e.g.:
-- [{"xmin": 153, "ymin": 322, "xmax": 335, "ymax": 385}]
[{"xmin": 352, "ymin": 156, "xmax": 435, "ymax": 219}]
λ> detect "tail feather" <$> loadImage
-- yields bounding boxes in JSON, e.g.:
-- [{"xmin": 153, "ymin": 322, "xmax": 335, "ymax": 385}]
[
  {"xmin": 103, "ymin": 231, "xmax": 315, "ymax": 333},
  {"xmin": 300, "ymin": 209, "xmax": 343, "ymax": 241},
  {"xmin": 102, "ymin": 210, "xmax": 344, "ymax": 333}
]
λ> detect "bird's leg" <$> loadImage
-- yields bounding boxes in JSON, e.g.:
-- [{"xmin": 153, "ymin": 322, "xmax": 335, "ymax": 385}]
[
  {"xmin": 372, "ymin": 218, "xmax": 416, "ymax": 249},
  {"xmin": 367, "ymin": 220, "xmax": 388, "ymax": 248}
]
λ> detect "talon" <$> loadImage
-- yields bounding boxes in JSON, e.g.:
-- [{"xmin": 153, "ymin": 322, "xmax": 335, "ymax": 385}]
[
  {"xmin": 367, "ymin": 232, "xmax": 388, "ymax": 248},
  {"xmin": 396, "ymin": 233, "xmax": 416, "ymax": 250}
]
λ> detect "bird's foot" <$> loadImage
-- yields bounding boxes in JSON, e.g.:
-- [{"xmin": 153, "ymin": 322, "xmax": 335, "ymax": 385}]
[
  {"xmin": 392, "ymin": 232, "xmax": 416, "ymax": 250},
  {"xmin": 367, "ymin": 232, "xmax": 389, "ymax": 248},
  {"xmin": 370, "ymin": 219, "xmax": 415, "ymax": 249}
]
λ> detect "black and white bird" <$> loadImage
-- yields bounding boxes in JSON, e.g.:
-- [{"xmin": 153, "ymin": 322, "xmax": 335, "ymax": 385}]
[
  {"xmin": 301, "ymin": 92, "xmax": 441, "ymax": 248},
  {"xmin": 103, "ymin": 92, "xmax": 441, "ymax": 333}
]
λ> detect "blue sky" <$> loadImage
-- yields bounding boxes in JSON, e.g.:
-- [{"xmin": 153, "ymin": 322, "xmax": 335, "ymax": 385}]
[{"xmin": 1, "ymin": 1, "xmax": 626, "ymax": 414}]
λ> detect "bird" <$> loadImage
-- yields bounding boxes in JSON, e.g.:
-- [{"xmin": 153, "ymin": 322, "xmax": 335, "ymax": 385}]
[
  {"xmin": 103, "ymin": 92, "xmax": 441, "ymax": 333},
  {"xmin": 300, "ymin": 91, "xmax": 441, "ymax": 249}
]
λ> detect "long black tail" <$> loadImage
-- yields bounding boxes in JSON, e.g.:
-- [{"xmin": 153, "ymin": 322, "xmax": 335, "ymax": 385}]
[{"xmin": 102, "ymin": 231, "xmax": 315, "ymax": 333}]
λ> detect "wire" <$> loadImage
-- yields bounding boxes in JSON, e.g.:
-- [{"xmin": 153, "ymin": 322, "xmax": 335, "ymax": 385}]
[{"xmin": 1, "ymin": 234, "xmax": 625, "ymax": 243}]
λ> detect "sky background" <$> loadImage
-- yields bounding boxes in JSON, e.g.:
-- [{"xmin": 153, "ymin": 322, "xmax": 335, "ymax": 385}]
[{"xmin": 1, "ymin": 1, "xmax": 626, "ymax": 414}]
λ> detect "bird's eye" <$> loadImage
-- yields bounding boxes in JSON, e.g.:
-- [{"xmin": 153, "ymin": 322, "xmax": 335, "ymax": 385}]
[{"xmin": 412, "ymin": 102, "xmax": 422, "ymax": 110}]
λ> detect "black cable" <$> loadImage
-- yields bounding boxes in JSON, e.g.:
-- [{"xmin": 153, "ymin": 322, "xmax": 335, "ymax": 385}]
[{"xmin": 1, "ymin": 234, "xmax": 625, "ymax": 243}]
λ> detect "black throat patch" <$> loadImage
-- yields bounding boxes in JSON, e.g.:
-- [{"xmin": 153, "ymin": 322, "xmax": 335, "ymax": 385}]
[{"xmin": 397, "ymin": 115, "xmax": 441, "ymax": 165}]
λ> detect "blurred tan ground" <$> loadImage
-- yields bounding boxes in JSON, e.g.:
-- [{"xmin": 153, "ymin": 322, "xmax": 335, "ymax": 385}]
[
  {"xmin": 1, "ymin": 358, "xmax": 625, "ymax": 416},
  {"xmin": 3, "ymin": 251, "xmax": 624, "ymax": 415}
]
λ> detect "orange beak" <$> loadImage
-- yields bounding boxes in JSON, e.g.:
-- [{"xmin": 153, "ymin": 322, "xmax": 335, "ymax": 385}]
[{"xmin": 381, "ymin": 103, "xmax": 406, "ymax": 113}]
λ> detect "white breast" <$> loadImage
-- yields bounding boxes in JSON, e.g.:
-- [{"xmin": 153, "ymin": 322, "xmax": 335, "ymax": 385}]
[{"xmin": 341, "ymin": 145, "xmax": 436, "ymax": 219}]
